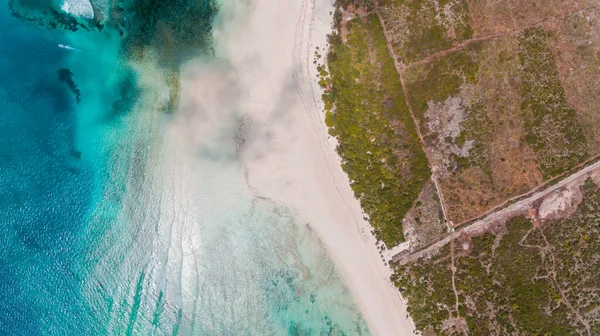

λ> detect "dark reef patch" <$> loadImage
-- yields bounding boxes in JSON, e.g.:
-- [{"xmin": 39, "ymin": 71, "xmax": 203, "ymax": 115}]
[
  {"xmin": 8, "ymin": 0, "xmax": 89, "ymax": 32},
  {"xmin": 58, "ymin": 68, "xmax": 81, "ymax": 103},
  {"xmin": 106, "ymin": 73, "xmax": 139, "ymax": 121},
  {"xmin": 117, "ymin": 0, "xmax": 218, "ymax": 113},
  {"xmin": 8, "ymin": 0, "xmax": 219, "ymax": 114},
  {"xmin": 120, "ymin": 0, "xmax": 217, "ymax": 65}
]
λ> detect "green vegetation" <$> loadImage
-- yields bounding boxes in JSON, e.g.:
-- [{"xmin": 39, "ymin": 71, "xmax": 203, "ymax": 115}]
[
  {"xmin": 378, "ymin": 0, "xmax": 473, "ymax": 63},
  {"xmin": 324, "ymin": 15, "xmax": 430, "ymax": 246},
  {"xmin": 393, "ymin": 181, "xmax": 600, "ymax": 334},
  {"xmin": 518, "ymin": 28, "xmax": 589, "ymax": 179},
  {"xmin": 324, "ymin": 2, "xmax": 600, "ymax": 333},
  {"xmin": 334, "ymin": 0, "xmax": 375, "ymax": 12},
  {"xmin": 392, "ymin": 244, "xmax": 455, "ymax": 332}
]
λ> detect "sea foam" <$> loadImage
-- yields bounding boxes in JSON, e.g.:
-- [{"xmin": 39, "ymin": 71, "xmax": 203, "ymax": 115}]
[{"xmin": 61, "ymin": 0, "xmax": 94, "ymax": 19}]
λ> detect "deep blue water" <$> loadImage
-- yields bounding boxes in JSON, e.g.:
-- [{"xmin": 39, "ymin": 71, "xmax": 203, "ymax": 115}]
[{"xmin": 0, "ymin": 6, "xmax": 96, "ymax": 334}]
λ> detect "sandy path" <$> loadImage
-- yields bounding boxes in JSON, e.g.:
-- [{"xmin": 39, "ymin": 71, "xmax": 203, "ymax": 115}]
[{"xmin": 222, "ymin": 0, "xmax": 417, "ymax": 334}]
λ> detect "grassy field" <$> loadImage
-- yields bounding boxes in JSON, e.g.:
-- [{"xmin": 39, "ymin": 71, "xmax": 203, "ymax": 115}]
[
  {"xmin": 323, "ymin": 14, "xmax": 430, "ymax": 246},
  {"xmin": 323, "ymin": 1, "xmax": 598, "ymax": 243},
  {"xmin": 545, "ymin": 10, "xmax": 600, "ymax": 155},
  {"xmin": 518, "ymin": 27, "xmax": 589, "ymax": 179},
  {"xmin": 378, "ymin": 0, "xmax": 473, "ymax": 64},
  {"xmin": 402, "ymin": 27, "xmax": 589, "ymax": 223}
]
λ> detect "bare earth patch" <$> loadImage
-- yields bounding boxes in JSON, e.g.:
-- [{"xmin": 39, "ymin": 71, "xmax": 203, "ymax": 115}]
[
  {"xmin": 403, "ymin": 180, "xmax": 446, "ymax": 251},
  {"xmin": 537, "ymin": 187, "xmax": 582, "ymax": 220}
]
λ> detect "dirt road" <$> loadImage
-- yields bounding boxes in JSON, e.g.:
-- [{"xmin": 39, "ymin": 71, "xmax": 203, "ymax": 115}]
[{"xmin": 394, "ymin": 159, "xmax": 600, "ymax": 264}]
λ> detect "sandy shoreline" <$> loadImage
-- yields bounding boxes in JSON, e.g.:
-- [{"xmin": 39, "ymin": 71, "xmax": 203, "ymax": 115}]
[{"xmin": 213, "ymin": 0, "xmax": 417, "ymax": 334}]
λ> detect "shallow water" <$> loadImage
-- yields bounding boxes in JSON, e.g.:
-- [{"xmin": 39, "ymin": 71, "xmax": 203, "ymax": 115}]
[{"xmin": 0, "ymin": 0, "xmax": 371, "ymax": 334}]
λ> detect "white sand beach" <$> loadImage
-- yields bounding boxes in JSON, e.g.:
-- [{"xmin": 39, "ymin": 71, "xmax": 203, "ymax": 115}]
[{"xmin": 199, "ymin": 0, "xmax": 418, "ymax": 334}]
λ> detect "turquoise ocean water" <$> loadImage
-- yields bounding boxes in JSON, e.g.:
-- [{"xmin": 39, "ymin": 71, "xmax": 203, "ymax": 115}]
[{"xmin": 0, "ymin": 0, "xmax": 371, "ymax": 335}]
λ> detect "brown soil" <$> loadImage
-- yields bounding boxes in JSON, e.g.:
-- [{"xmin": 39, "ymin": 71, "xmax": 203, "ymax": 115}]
[
  {"xmin": 544, "ymin": 9, "xmax": 600, "ymax": 154},
  {"xmin": 467, "ymin": 0, "xmax": 597, "ymax": 37}
]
